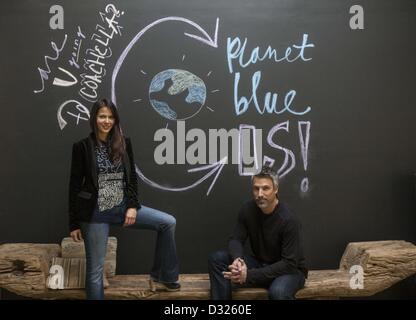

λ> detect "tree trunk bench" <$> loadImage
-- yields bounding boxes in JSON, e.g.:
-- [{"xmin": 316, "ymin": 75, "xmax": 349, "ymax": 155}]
[{"xmin": 1, "ymin": 240, "xmax": 415, "ymax": 299}]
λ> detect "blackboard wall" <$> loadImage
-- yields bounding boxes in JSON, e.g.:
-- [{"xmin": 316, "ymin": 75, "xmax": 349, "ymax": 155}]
[{"xmin": 1, "ymin": 0, "xmax": 416, "ymax": 298}]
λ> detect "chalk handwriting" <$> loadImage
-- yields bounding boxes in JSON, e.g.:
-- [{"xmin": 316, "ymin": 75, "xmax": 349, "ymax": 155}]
[
  {"xmin": 233, "ymin": 71, "xmax": 311, "ymax": 116},
  {"xmin": 267, "ymin": 121, "xmax": 296, "ymax": 179},
  {"xmin": 227, "ymin": 34, "xmax": 314, "ymax": 117},
  {"xmin": 227, "ymin": 34, "xmax": 314, "ymax": 74},
  {"xmin": 52, "ymin": 67, "xmax": 78, "ymax": 87},
  {"xmin": 68, "ymin": 26, "xmax": 86, "ymax": 69},
  {"xmin": 57, "ymin": 100, "xmax": 90, "ymax": 130},
  {"xmin": 79, "ymin": 4, "xmax": 124, "ymax": 102},
  {"xmin": 33, "ymin": 34, "xmax": 68, "ymax": 93},
  {"xmin": 298, "ymin": 121, "xmax": 311, "ymax": 192}
]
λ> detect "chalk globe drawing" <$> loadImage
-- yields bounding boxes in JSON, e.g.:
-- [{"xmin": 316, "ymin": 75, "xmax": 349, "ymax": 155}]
[{"xmin": 149, "ymin": 69, "xmax": 206, "ymax": 120}]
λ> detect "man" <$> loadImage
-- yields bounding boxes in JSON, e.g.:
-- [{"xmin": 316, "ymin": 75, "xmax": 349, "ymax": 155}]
[{"xmin": 208, "ymin": 166, "xmax": 308, "ymax": 300}]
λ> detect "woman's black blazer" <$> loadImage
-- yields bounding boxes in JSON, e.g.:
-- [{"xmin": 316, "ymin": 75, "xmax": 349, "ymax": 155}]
[{"xmin": 68, "ymin": 133, "xmax": 140, "ymax": 231}]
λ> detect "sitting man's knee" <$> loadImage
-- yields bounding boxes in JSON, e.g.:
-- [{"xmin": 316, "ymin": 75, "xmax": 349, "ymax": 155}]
[{"xmin": 208, "ymin": 250, "xmax": 229, "ymax": 266}]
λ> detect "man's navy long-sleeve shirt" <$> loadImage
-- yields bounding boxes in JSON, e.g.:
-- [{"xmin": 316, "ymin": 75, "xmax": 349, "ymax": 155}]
[{"xmin": 228, "ymin": 200, "xmax": 308, "ymax": 285}]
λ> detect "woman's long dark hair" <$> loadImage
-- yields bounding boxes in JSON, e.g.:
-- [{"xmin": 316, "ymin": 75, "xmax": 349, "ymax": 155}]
[{"xmin": 89, "ymin": 98, "xmax": 125, "ymax": 163}]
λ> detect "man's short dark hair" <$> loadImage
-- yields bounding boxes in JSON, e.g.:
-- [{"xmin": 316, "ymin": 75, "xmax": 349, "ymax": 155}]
[{"xmin": 252, "ymin": 166, "xmax": 279, "ymax": 188}]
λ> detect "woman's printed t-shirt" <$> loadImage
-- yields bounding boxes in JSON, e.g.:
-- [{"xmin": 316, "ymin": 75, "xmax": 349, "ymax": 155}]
[{"xmin": 95, "ymin": 143, "xmax": 125, "ymax": 213}]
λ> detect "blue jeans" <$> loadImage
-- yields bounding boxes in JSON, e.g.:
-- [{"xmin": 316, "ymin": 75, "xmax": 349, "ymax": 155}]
[
  {"xmin": 208, "ymin": 250, "xmax": 305, "ymax": 300},
  {"xmin": 80, "ymin": 205, "xmax": 179, "ymax": 300}
]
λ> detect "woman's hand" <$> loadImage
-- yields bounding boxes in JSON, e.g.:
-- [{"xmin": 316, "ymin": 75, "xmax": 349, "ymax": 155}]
[
  {"xmin": 123, "ymin": 208, "xmax": 137, "ymax": 227},
  {"xmin": 70, "ymin": 229, "xmax": 83, "ymax": 242}
]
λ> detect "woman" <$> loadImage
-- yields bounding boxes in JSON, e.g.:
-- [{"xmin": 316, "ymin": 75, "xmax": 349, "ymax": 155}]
[{"xmin": 68, "ymin": 98, "xmax": 180, "ymax": 299}]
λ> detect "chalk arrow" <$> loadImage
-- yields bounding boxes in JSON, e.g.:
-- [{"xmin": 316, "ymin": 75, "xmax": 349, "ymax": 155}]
[
  {"xmin": 112, "ymin": 16, "xmax": 219, "ymax": 102},
  {"xmin": 183, "ymin": 17, "xmax": 218, "ymax": 48},
  {"xmin": 135, "ymin": 157, "xmax": 227, "ymax": 196},
  {"xmin": 113, "ymin": 17, "xmax": 221, "ymax": 195}
]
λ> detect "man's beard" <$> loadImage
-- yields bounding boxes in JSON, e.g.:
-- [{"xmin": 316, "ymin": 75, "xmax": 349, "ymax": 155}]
[{"xmin": 256, "ymin": 199, "xmax": 268, "ymax": 208}]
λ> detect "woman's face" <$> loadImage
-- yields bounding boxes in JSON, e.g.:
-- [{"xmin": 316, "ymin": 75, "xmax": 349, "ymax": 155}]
[{"xmin": 96, "ymin": 106, "xmax": 115, "ymax": 138}]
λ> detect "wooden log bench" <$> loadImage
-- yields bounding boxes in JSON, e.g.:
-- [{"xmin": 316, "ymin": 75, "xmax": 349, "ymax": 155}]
[{"xmin": 1, "ymin": 240, "xmax": 416, "ymax": 299}]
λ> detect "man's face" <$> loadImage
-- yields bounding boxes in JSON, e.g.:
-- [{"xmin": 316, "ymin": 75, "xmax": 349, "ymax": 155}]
[{"xmin": 252, "ymin": 177, "xmax": 278, "ymax": 212}]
